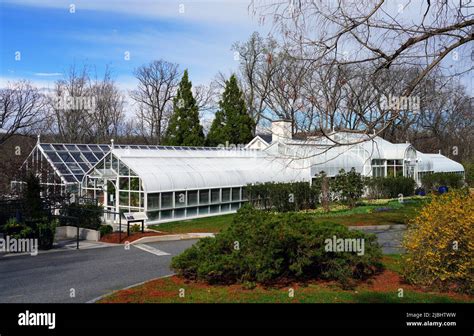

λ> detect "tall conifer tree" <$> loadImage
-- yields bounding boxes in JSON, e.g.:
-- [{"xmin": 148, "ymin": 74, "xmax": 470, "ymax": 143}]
[
  {"xmin": 207, "ymin": 74, "xmax": 254, "ymax": 146},
  {"xmin": 164, "ymin": 70, "xmax": 205, "ymax": 146}
]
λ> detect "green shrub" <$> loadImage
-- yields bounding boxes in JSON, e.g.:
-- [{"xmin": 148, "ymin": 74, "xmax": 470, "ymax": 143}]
[
  {"xmin": 383, "ymin": 176, "xmax": 416, "ymax": 198},
  {"xmin": 60, "ymin": 203, "xmax": 102, "ymax": 230},
  {"xmin": 22, "ymin": 174, "xmax": 46, "ymax": 220},
  {"xmin": 19, "ymin": 226, "xmax": 35, "ymax": 239},
  {"xmin": 99, "ymin": 225, "xmax": 113, "ymax": 237},
  {"xmin": 130, "ymin": 224, "xmax": 141, "ymax": 234},
  {"xmin": 2, "ymin": 218, "xmax": 36, "ymax": 239},
  {"xmin": 366, "ymin": 176, "xmax": 415, "ymax": 198},
  {"xmin": 364, "ymin": 177, "xmax": 384, "ymax": 199},
  {"xmin": 37, "ymin": 219, "xmax": 57, "ymax": 250},
  {"xmin": 247, "ymin": 182, "xmax": 319, "ymax": 212},
  {"xmin": 332, "ymin": 168, "xmax": 364, "ymax": 208},
  {"xmin": 3, "ymin": 218, "xmax": 24, "ymax": 237},
  {"xmin": 421, "ymin": 172, "xmax": 464, "ymax": 191},
  {"xmin": 171, "ymin": 205, "xmax": 383, "ymax": 288},
  {"xmin": 3, "ymin": 217, "xmax": 56, "ymax": 249},
  {"xmin": 463, "ymin": 162, "xmax": 474, "ymax": 187}
]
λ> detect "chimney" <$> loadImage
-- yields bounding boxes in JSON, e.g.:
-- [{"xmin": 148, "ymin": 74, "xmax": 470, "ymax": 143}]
[{"xmin": 271, "ymin": 120, "xmax": 292, "ymax": 143}]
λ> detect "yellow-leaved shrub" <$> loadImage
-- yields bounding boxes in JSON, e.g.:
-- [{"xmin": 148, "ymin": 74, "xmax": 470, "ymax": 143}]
[{"xmin": 402, "ymin": 190, "xmax": 473, "ymax": 294}]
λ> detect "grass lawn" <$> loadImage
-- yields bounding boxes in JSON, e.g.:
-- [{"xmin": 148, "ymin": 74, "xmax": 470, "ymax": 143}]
[
  {"xmin": 98, "ymin": 255, "xmax": 473, "ymax": 304},
  {"xmin": 149, "ymin": 198, "xmax": 425, "ymax": 233},
  {"xmin": 311, "ymin": 199, "xmax": 424, "ymax": 226},
  {"xmin": 149, "ymin": 214, "xmax": 234, "ymax": 233}
]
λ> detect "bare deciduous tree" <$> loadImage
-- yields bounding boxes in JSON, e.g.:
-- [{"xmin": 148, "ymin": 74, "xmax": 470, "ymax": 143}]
[
  {"xmin": 194, "ymin": 82, "xmax": 218, "ymax": 113},
  {"xmin": 0, "ymin": 80, "xmax": 47, "ymax": 144},
  {"xmin": 130, "ymin": 60, "xmax": 181, "ymax": 144},
  {"xmin": 50, "ymin": 65, "xmax": 94, "ymax": 142},
  {"xmin": 90, "ymin": 68, "xmax": 125, "ymax": 142},
  {"xmin": 232, "ymin": 32, "xmax": 279, "ymax": 133},
  {"xmin": 251, "ymin": 0, "xmax": 473, "ymax": 144},
  {"xmin": 48, "ymin": 65, "xmax": 127, "ymax": 143}
]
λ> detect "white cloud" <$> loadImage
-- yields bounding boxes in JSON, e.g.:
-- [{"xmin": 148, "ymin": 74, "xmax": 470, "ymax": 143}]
[{"xmin": 34, "ymin": 72, "xmax": 63, "ymax": 77}]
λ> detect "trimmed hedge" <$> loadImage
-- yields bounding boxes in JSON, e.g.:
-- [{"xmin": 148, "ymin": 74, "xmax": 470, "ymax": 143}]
[
  {"xmin": 365, "ymin": 176, "xmax": 416, "ymax": 199},
  {"xmin": 246, "ymin": 182, "xmax": 320, "ymax": 212},
  {"xmin": 421, "ymin": 172, "xmax": 464, "ymax": 191},
  {"xmin": 171, "ymin": 205, "xmax": 383, "ymax": 288},
  {"xmin": 99, "ymin": 225, "xmax": 113, "ymax": 237}
]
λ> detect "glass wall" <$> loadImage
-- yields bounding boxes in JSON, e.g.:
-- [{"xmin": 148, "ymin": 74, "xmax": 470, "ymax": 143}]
[
  {"xmin": 145, "ymin": 186, "xmax": 248, "ymax": 223},
  {"xmin": 387, "ymin": 159, "xmax": 403, "ymax": 177},
  {"xmin": 18, "ymin": 145, "xmax": 73, "ymax": 195},
  {"xmin": 81, "ymin": 152, "xmax": 250, "ymax": 224},
  {"xmin": 81, "ymin": 154, "xmax": 145, "ymax": 218},
  {"xmin": 371, "ymin": 159, "xmax": 385, "ymax": 177},
  {"xmin": 372, "ymin": 159, "xmax": 406, "ymax": 178}
]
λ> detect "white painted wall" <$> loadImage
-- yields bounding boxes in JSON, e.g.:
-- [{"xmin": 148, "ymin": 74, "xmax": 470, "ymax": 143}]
[{"xmin": 271, "ymin": 120, "xmax": 292, "ymax": 143}]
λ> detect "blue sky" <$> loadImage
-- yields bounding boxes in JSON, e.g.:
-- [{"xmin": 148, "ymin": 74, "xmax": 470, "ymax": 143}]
[
  {"xmin": 0, "ymin": 0, "xmax": 471, "ymax": 96},
  {"xmin": 0, "ymin": 0, "xmax": 269, "ymax": 91}
]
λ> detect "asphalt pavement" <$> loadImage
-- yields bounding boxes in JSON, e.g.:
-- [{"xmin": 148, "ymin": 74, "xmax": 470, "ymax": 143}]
[
  {"xmin": 0, "ymin": 239, "xmax": 198, "ymax": 303},
  {"xmin": 0, "ymin": 225, "xmax": 406, "ymax": 303}
]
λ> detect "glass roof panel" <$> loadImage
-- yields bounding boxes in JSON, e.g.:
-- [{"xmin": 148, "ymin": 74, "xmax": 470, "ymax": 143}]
[
  {"xmin": 64, "ymin": 144, "xmax": 79, "ymax": 151},
  {"xmin": 70, "ymin": 152, "xmax": 84, "ymax": 162},
  {"xmin": 44, "ymin": 151, "xmax": 61, "ymax": 162},
  {"xmin": 37, "ymin": 143, "xmax": 111, "ymax": 183},
  {"xmin": 58, "ymin": 151, "xmax": 74, "ymax": 162},
  {"xmin": 80, "ymin": 163, "xmax": 92, "ymax": 171},
  {"xmin": 67, "ymin": 162, "xmax": 84, "ymax": 173},
  {"xmin": 83, "ymin": 152, "xmax": 99, "ymax": 162},
  {"xmin": 63, "ymin": 175, "xmax": 78, "ymax": 183},
  {"xmin": 55, "ymin": 163, "xmax": 72, "ymax": 175},
  {"xmin": 37, "ymin": 142, "xmax": 243, "ymax": 188}
]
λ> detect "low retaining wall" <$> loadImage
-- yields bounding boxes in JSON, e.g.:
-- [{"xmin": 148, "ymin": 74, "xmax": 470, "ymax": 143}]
[{"xmin": 55, "ymin": 226, "xmax": 100, "ymax": 242}]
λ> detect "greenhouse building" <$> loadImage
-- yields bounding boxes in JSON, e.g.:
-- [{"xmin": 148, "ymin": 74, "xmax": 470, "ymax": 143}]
[
  {"xmin": 81, "ymin": 147, "xmax": 305, "ymax": 224},
  {"xmin": 16, "ymin": 121, "xmax": 464, "ymax": 225}
]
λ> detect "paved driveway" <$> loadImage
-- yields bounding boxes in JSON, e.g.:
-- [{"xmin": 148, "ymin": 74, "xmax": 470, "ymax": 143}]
[
  {"xmin": 0, "ymin": 239, "xmax": 198, "ymax": 303},
  {"xmin": 0, "ymin": 225, "xmax": 406, "ymax": 303},
  {"xmin": 351, "ymin": 225, "xmax": 406, "ymax": 254}
]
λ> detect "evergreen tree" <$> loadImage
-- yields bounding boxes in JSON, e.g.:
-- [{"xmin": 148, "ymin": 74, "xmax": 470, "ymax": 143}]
[
  {"xmin": 163, "ymin": 70, "xmax": 205, "ymax": 146},
  {"xmin": 333, "ymin": 168, "xmax": 364, "ymax": 208},
  {"xmin": 207, "ymin": 74, "xmax": 255, "ymax": 146},
  {"xmin": 23, "ymin": 173, "xmax": 44, "ymax": 220}
]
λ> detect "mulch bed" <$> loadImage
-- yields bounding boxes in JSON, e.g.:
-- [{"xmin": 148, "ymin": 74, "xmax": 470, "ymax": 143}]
[
  {"xmin": 176, "ymin": 270, "xmax": 472, "ymax": 301},
  {"xmin": 100, "ymin": 231, "xmax": 165, "ymax": 244},
  {"xmin": 99, "ymin": 270, "xmax": 473, "ymax": 303},
  {"xmin": 361, "ymin": 270, "xmax": 472, "ymax": 300}
]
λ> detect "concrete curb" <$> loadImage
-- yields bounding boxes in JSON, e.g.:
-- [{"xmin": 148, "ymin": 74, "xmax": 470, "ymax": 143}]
[
  {"xmin": 87, "ymin": 273, "xmax": 175, "ymax": 303},
  {"xmin": 348, "ymin": 224, "xmax": 407, "ymax": 230},
  {"xmin": 130, "ymin": 233, "xmax": 215, "ymax": 245}
]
